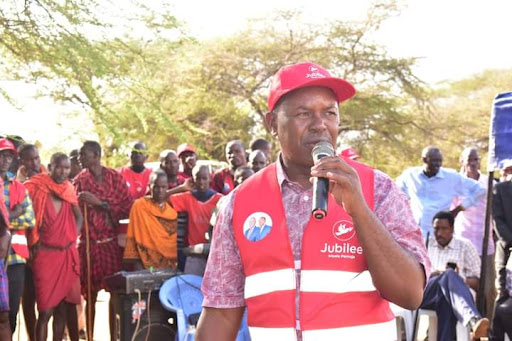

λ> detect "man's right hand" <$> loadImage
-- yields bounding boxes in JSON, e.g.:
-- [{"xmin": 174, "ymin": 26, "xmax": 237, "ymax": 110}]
[{"xmin": 8, "ymin": 204, "xmax": 24, "ymax": 220}]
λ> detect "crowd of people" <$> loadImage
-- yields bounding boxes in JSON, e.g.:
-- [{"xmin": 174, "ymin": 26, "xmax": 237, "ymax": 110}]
[
  {"xmin": 0, "ymin": 134, "xmax": 272, "ymax": 340},
  {"xmin": 395, "ymin": 146, "xmax": 512, "ymax": 340},
  {"xmin": 0, "ymin": 61, "xmax": 511, "ymax": 341}
]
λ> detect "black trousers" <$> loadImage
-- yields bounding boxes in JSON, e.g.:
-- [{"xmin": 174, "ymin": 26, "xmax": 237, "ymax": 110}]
[
  {"xmin": 7, "ymin": 263, "xmax": 25, "ymax": 333},
  {"xmin": 495, "ymin": 241, "xmax": 511, "ymax": 298},
  {"xmin": 490, "ymin": 297, "xmax": 512, "ymax": 341}
]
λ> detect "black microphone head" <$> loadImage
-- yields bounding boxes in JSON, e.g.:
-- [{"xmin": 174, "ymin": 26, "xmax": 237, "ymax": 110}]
[{"xmin": 312, "ymin": 141, "xmax": 335, "ymax": 161}]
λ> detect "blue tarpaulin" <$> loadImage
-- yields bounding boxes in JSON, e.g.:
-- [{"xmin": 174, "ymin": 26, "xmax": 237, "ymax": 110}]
[{"xmin": 488, "ymin": 91, "xmax": 512, "ymax": 171}]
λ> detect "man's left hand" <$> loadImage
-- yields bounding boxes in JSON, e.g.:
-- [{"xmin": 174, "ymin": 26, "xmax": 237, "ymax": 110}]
[
  {"xmin": 78, "ymin": 191, "xmax": 102, "ymax": 206},
  {"xmin": 450, "ymin": 205, "xmax": 464, "ymax": 217},
  {"xmin": 310, "ymin": 156, "xmax": 366, "ymax": 216}
]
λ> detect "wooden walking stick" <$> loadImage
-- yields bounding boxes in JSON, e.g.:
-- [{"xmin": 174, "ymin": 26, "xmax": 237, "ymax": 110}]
[{"xmin": 84, "ymin": 205, "xmax": 93, "ymax": 341}]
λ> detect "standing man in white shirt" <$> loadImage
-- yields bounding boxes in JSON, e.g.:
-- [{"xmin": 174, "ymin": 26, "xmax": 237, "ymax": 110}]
[
  {"xmin": 454, "ymin": 147, "xmax": 495, "ymax": 317},
  {"xmin": 397, "ymin": 146, "xmax": 486, "ymax": 238}
]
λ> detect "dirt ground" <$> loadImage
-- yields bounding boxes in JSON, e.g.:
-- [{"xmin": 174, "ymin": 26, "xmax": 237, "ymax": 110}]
[{"xmin": 13, "ymin": 290, "xmax": 111, "ymax": 341}]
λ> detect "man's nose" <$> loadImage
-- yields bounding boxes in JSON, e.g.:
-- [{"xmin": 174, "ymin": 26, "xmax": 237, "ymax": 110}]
[{"xmin": 309, "ymin": 113, "xmax": 327, "ymax": 132}]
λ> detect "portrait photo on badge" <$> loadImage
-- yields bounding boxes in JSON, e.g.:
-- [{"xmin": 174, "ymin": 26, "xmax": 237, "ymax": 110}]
[{"xmin": 243, "ymin": 212, "xmax": 273, "ymax": 242}]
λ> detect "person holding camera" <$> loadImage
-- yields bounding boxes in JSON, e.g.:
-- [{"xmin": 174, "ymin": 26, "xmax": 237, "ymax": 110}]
[{"xmin": 422, "ymin": 211, "xmax": 489, "ymax": 340}]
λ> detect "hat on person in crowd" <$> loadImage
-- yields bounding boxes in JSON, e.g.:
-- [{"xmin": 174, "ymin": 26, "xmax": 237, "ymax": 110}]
[
  {"xmin": 339, "ymin": 146, "xmax": 361, "ymax": 160},
  {"xmin": 267, "ymin": 61, "xmax": 356, "ymax": 112},
  {"xmin": 501, "ymin": 159, "xmax": 512, "ymax": 170},
  {"xmin": 177, "ymin": 143, "xmax": 196, "ymax": 158},
  {"xmin": 0, "ymin": 138, "xmax": 19, "ymax": 156}
]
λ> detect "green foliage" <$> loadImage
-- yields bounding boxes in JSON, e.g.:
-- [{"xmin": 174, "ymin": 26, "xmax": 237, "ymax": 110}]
[{"xmin": 1, "ymin": 0, "xmax": 506, "ymax": 175}]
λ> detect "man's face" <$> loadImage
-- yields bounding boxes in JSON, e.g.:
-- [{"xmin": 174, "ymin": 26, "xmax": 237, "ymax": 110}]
[
  {"xmin": 501, "ymin": 166, "xmax": 512, "ymax": 181},
  {"xmin": 250, "ymin": 153, "xmax": 267, "ymax": 173},
  {"xmin": 259, "ymin": 217, "xmax": 266, "ymax": 227},
  {"xmin": 69, "ymin": 158, "xmax": 82, "ymax": 179},
  {"xmin": 226, "ymin": 143, "xmax": 246, "ymax": 169},
  {"xmin": 161, "ymin": 153, "xmax": 180, "ymax": 176},
  {"xmin": 130, "ymin": 143, "xmax": 148, "ymax": 167},
  {"xmin": 433, "ymin": 218, "xmax": 453, "ymax": 247},
  {"xmin": 259, "ymin": 143, "xmax": 272, "ymax": 161},
  {"xmin": 21, "ymin": 148, "xmax": 41, "ymax": 173},
  {"xmin": 462, "ymin": 150, "xmax": 480, "ymax": 173},
  {"xmin": 151, "ymin": 176, "xmax": 168, "ymax": 204},
  {"xmin": 423, "ymin": 150, "xmax": 443, "ymax": 175},
  {"xmin": 0, "ymin": 151, "xmax": 14, "ymax": 174},
  {"xmin": 193, "ymin": 168, "xmax": 210, "ymax": 192},
  {"xmin": 78, "ymin": 147, "xmax": 97, "ymax": 170},
  {"xmin": 50, "ymin": 158, "xmax": 71, "ymax": 184},
  {"xmin": 268, "ymin": 86, "xmax": 339, "ymax": 168},
  {"xmin": 180, "ymin": 151, "xmax": 197, "ymax": 173},
  {"xmin": 235, "ymin": 168, "xmax": 254, "ymax": 186}
]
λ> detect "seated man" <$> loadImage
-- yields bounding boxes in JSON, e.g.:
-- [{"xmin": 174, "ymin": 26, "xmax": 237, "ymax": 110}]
[
  {"xmin": 422, "ymin": 211, "xmax": 489, "ymax": 340},
  {"xmin": 123, "ymin": 170, "xmax": 178, "ymax": 270}
]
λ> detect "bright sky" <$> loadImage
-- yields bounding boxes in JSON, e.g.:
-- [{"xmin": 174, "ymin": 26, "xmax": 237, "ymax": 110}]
[{"xmin": 2, "ymin": 0, "xmax": 511, "ymax": 155}]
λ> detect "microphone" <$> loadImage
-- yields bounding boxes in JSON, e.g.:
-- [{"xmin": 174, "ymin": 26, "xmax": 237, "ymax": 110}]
[{"xmin": 311, "ymin": 141, "xmax": 335, "ymax": 220}]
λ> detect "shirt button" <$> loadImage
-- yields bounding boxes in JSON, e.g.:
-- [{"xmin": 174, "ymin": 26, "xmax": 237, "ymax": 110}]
[{"xmin": 303, "ymin": 195, "xmax": 309, "ymax": 202}]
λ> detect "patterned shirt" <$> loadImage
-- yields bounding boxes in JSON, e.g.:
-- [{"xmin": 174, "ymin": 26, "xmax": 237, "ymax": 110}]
[
  {"xmin": 427, "ymin": 235, "xmax": 481, "ymax": 280},
  {"xmin": 3, "ymin": 172, "xmax": 35, "ymax": 265},
  {"xmin": 396, "ymin": 167, "xmax": 486, "ymax": 237},
  {"xmin": 203, "ymin": 158, "xmax": 431, "ymax": 312}
]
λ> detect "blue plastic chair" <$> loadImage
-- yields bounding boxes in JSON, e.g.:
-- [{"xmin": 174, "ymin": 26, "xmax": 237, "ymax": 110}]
[{"xmin": 159, "ymin": 275, "xmax": 250, "ymax": 341}]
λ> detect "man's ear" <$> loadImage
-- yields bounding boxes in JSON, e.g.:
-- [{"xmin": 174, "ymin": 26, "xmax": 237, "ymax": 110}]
[{"xmin": 264, "ymin": 111, "xmax": 278, "ymax": 137}]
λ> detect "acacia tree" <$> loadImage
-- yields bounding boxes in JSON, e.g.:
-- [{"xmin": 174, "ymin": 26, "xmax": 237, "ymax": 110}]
[
  {"xmin": 173, "ymin": 4, "xmax": 434, "ymax": 168},
  {"xmin": 0, "ymin": 0, "xmax": 186, "ymax": 163}
]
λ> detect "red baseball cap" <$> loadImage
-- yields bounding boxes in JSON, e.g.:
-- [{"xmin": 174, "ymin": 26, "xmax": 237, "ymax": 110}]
[
  {"xmin": 0, "ymin": 138, "xmax": 18, "ymax": 156},
  {"xmin": 177, "ymin": 143, "xmax": 196, "ymax": 158},
  {"xmin": 339, "ymin": 146, "xmax": 360, "ymax": 160},
  {"xmin": 268, "ymin": 62, "xmax": 356, "ymax": 112}
]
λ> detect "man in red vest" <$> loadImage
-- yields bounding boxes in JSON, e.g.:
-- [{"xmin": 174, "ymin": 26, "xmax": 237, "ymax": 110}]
[{"xmin": 197, "ymin": 62, "xmax": 431, "ymax": 340}]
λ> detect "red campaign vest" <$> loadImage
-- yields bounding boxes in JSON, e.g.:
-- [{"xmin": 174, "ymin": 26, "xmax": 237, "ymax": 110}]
[{"xmin": 232, "ymin": 161, "xmax": 395, "ymax": 340}]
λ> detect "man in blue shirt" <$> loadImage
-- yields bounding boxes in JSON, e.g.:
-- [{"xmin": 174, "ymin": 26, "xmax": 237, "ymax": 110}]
[{"xmin": 396, "ymin": 146, "xmax": 485, "ymax": 237}]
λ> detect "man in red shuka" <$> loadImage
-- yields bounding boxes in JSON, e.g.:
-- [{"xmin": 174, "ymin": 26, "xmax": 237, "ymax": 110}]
[
  {"xmin": 74, "ymin": 141, "xmax": 133, "ymax": 339},
  {"xmin": 25, "ymin": 152, "xmax": 83, "ymax": 341}
]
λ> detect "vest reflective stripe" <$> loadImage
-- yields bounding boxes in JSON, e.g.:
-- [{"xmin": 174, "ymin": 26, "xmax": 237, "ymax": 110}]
[
  {"xmin": 301, "ymin": 269, "xmax": 376, "ymax": 293},
  {"xmin": 301, "ymin": 319, "xmax": 396, "ymax": 341},
  {"xmin": 244, "ymin": 268, "xmax": 296, "ymax": 299},
  {"xmin": 11, "ymin": 233, "xmax": 28, "ymax": 246},
  {"xmin": 233, "ymin": 162, "xmax": 394, "ymax": 334},
  {"xmin": 11, "ymin": 231, "xmax": 29, "ymax": 259},
  {"xmin": 249, "ymin": 327, "xmax": 297, "ymax": 341}
]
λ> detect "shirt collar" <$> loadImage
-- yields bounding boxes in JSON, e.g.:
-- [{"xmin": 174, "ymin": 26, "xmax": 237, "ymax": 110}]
[
  {"xmin": 433, "ymin": 168, "xmax": 445, "ymax": 179},
  {"xmin": 432, "ymin": 235, "xmax": 459, "ymax": 250},
  {"xmin": 275, "ymin": 153, "xmax": 288, "ymax": 191}
]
